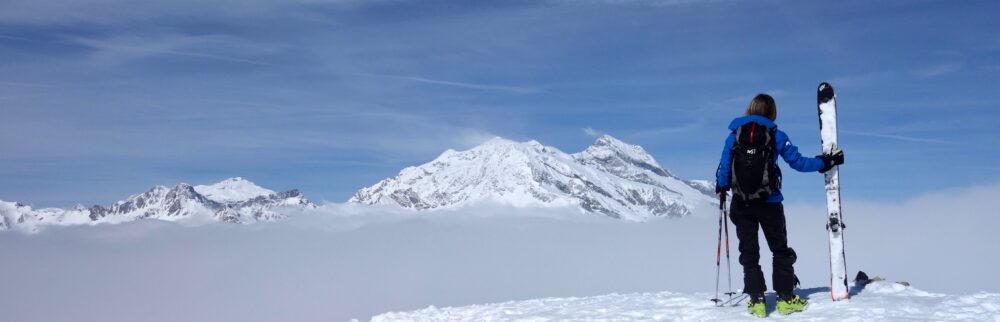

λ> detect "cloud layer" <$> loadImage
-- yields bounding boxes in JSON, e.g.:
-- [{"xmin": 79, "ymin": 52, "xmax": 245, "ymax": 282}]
[{"xmin": 2, "ymin": 183, "xmax": 998, "ymax": 321}]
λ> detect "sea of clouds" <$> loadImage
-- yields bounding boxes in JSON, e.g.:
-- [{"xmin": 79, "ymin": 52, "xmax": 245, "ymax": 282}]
[{"xmin": 1, "ymin": 183, "xmax": 998, "ymax": 322}]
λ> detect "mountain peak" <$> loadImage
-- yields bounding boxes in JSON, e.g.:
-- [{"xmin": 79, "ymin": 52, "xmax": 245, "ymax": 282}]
[
  {"xmin": 593, "ymin": 134, "xmax": 624, "ymax": 146},
  {"xmin": 476, "ymin": 136, "xmax": 534, "ymax": 149},
  {"xmin": 194, "ymin": 177, "xmax": 275, "ymax": 203},
  {"xmin": 352, "ymin": 134, "xmax": 712, "ymax": 220},
  {"xmin": 483, "ymin": 136, "xmax": 512, "ymax": 144},
  {"xmin": 477, "ymin": 136, "xmax": 540, "ymax": 149},
  {"xmin": 588, "ymin": 135, "xmax": 646, "ymax": 154},
  {"xmin": 578, "ymin": 135, "xmax": 663, "ymax": 172},
  {"xmin": 462, "ymin": 137, "xmax": 549, "ymax": 159}
]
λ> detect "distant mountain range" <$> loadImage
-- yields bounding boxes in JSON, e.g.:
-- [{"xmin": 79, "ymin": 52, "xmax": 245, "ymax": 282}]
[
  {"xmin": 0, "ymin": 177, "xmax": 314, "ymax": 233},
  {"xmin": 2, "ymin": 135, "xmax": 715, "ymax": 232},
  {"xmin": 351, "ymin": 135, "xmax": 715, "ymax": 221}
]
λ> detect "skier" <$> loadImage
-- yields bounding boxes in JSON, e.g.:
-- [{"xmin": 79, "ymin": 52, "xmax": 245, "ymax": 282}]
[{"xmin": 715, "ymin": 93, "xmax": 845, "ymax": 317}]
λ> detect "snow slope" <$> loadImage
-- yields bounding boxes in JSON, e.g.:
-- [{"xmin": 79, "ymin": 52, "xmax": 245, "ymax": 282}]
[
  {"xmin": 351, "ymin": 135, "xmax": 715, "ymax": 221},
  {"xmin": 372, "ymin": 281, "xmax": 1000, "ymax": 321},
  {"xmin": 0, "ymin": 178, "xmax": 314, "ymax": 233}
]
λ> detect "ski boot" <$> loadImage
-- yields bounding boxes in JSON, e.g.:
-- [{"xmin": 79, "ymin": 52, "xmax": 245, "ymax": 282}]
[
  {"xmin": 747, "ymin": 294, "xmax": 766, "ymax": 318},
  {"xmin": 776, "ymin": 294, "xmax": 808, "ymax": 315}
]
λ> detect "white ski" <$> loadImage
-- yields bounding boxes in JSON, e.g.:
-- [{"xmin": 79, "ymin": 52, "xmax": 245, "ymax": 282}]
[{"xmin": 818, "ymin": 82, "xmax": 849, "ymax": 301}]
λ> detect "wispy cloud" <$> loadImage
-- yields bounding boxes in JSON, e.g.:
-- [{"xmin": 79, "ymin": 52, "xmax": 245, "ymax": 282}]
[
  {"xmin": 0, "ymin": 99, "xmax": 497, "ymax": 160},
  {"xmin": 0, "ymin": 0, "xmax": 373, "ymax": 26},
  {"xmin": 628, "ymin": 123, "xmax": 704, "ymax": 138},
  {"xmin": 721, "ymin": 89, "xmax": 790, "ymax": 105},
  {"xmin": 582, "ymin": 127, "xmax": 602, "ymax": 137},
  {"xmin": 69, "ymin": 34, "xmax": 277, "ymax": 66},
  {"xmin": 841, "ymin": 130, "xmax": 965, "ymax": 146},
  {"xmin": 0, "ymin": 34, "xmax": 29, "ymax": 41},
  {"xmin": 831, "ymin": 71, "xmax": 896, "ymax": 88},
  {"xmin": 405, "ymin": 76, "xmax": 541, "ymax": 94},
  {"xmin": 3, "ymin": 32, "xmax": 276, "ymax": 66},
  {"xmin": 911, "ymin": 63, "xmax": 962, "ymax": 78},
  {"xmin": 837, "ymin": 63, "xmax": 960, "ymax": 85},
  {"xmin": 551, "ymin": 0, "xmax": 730, "ymax": 7},
  {"xmin": 355, "ymin": 73, "xmax": 542, "ymax": 94},
  {"xmin": 0, "ymin": 81, "xmax": 58, "ymax": 88}
]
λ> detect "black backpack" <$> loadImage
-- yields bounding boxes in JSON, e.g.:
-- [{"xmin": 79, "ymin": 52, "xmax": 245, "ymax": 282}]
[{"xmin": 729, "ymin": 122, "xmax": 779, "ymax": 201}]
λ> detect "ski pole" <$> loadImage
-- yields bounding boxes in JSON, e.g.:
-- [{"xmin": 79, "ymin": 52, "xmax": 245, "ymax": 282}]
[
  {"xmin": 722, "ymin": 193, "xmax": 736, "ymax": 300},
  {"xmin": 711, "ymin": 193, "xmax": 724, "ymax": 306}
]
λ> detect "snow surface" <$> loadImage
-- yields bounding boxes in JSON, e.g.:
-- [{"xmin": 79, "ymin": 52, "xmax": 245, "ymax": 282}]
[
  {"xmin": 372, "ymin": 281, "xmax": 1000, "ymax": 321},
  {"xmin": 351, "ymin": 135, "xmax": 714, "ymax": 220}
]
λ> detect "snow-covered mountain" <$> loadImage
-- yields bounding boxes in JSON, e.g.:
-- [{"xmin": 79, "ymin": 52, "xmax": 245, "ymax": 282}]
[
  {"xmin": 0, "ymin": 177, "xmax": 314, "ymax": 233},
  {"xmin": 194, "ymin": 177, "xmax": 277, "ymax": 203},
  {"xmin": 351, "ymin": 135, "xmax": 715, "ymax": 220}
]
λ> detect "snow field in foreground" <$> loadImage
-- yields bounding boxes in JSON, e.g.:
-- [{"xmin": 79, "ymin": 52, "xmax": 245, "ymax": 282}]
[{"xmin": 371, "ymin": 281, "xmax": 1000, "ymax": 321}]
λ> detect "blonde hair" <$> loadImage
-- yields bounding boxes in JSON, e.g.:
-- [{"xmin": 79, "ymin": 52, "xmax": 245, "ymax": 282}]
[{"xmin": 745, "ymin": 93, "xmax": 777, "ymax": 120}]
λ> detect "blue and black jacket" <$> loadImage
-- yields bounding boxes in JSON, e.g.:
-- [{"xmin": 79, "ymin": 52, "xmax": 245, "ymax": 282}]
[{"xmin": 716, "ymin": 115, "xmax": 826, "ymax": 203}]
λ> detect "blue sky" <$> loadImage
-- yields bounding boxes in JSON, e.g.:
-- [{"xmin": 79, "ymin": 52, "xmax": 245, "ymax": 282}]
[{"xmin": 1, "ymin": 0, "xmax": 998, "ymax": 207}]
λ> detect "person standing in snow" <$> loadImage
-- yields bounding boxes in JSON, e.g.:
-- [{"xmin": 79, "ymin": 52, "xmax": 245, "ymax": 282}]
[{"xmin": 715, "ymin": 93, "xmax": 844, "ymax": 317}]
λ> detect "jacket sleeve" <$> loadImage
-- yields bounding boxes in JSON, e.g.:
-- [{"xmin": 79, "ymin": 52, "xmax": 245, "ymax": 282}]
[
  {"xmin": 776, "ymin": 131, "xmax": 826, "ymax": 172},
  {"xmin": 716, "ymin": 133, "xmax": 736, "ymax": 188}
]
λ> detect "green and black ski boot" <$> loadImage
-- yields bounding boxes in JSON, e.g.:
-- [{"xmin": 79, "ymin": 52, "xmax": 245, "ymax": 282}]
[
  {"xmin": 747, "ymin": 294, "xmax": 766, "ymax": 318},
  {"xmin": 776, "ymin": 294, "xmax": 808, "ymax": 315}
]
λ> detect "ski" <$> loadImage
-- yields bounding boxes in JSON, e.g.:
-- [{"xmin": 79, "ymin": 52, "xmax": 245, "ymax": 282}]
[
  {"xmin": 818, "ymin": 82, "xmax": 849, "ymax": 300},
  {"xmin": 718, "ymin": 293, "xmax": 749, "ymax": 307}
]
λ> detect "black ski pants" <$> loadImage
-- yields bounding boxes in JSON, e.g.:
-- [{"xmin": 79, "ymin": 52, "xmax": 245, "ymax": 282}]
[{"xmin": 729, "ymin": 200, "xmax": 797, "ymax": 296}]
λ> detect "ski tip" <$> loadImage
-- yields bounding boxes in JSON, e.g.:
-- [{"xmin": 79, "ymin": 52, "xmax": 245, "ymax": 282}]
[{"xmin": 818, "ymin": 82, "xmax": 835, "ymax": 103}]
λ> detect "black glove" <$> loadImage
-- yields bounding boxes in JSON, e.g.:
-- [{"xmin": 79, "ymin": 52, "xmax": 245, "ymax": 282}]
[
  {"xmin": 715, "ymin": 185, "xmax": 728, "ymax": 203},
  {"xmin": 818, "ymin": 149, "xmax": 845, "ymax": 173}
]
